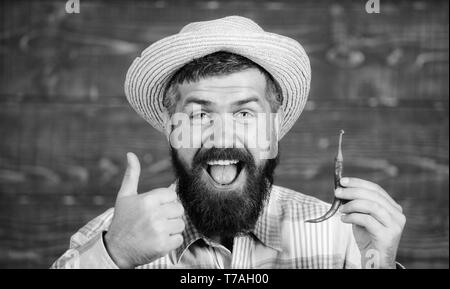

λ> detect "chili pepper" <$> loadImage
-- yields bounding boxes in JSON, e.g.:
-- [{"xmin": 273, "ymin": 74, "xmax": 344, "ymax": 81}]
[{"xmin": 306, "ymin": 130, "xmax": 345, "ymax": 223}]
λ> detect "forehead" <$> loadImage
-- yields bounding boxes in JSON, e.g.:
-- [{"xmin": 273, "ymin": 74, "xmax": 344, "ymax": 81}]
[{"xmin": 176, "ymin": 68, "xmax": 268, "ymax": 105}]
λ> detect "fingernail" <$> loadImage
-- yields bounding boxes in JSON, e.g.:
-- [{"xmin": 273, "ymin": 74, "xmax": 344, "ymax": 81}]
[
  {"xmin": 340, "ymin": 178, "xmax": 349, "ymax": 185},
  {"xmin": 335, "ymin": 187, "xmax": 342, "ymax": 196}
]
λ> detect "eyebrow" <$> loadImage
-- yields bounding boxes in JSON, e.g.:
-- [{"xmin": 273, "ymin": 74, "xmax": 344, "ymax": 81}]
[
  {"xmin": 231, "ymin": 97, "xmax": 260, "ymax": 107},
  {"xmin": 182, "ymin": 96, "xmax": 262, "ymax": 109},
  {"xmin": 183, "ymin": 97, "xmax": 213, "ymax": 107}
]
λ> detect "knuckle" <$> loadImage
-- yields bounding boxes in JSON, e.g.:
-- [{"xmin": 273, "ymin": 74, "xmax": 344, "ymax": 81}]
[
  {"xmin": 362, "ymin": 214, "xmax": 376, "ymax": 227},
  {"xmin": 374, "ymin": 228, "xmax": 384, "ymax": 236},
  {"xmin": 374, "ymin": 183, "xmax": 384, "ymax": 192},
  {"xmin": 159, "ymin": 189, "xmax": 177, "ymax": 202},
  {"xmin": 154, "ymin": 192, "xmax": 164, "ymax": 200},
  {"xmin": 348, "ymin": 200, "xmax": 360, "ymax": 211},
  {"xmin": 173, "ymin": 234, "xmax": 184, "ymax": 247},
  {"xmin": 176, "ymin": 203, "xmax": 185, "ymax": 214},
  {"xmin": 150, "ymin": 188, "xmax": 169, "ymax": 199},
  {"xmin": 373, "ymin": 224, "xmax": 386, "ymax": 236},
  {"xmin": 144, "ymin": 195, "xmax": 158, "ymax": 208},
  {"xmin": 167, "ymin": 204, "xmax": 184, "ymax": 217},
  {"xmin": 178, "ymin": 219, "xmax": 186, "ymax": 231},
  {"xmin": 399, "ymin": 214, "xmax": 406, "ymax": 227},
  {"xmin": 372, "ymin": 201, "xmax": 383, "ymax": 212},
  {"xmin": 148, "ymin": 208, "xmax": 160, "ymax": 221},
  {"xmin": 382, "ymin": 208, "xmax": 392, "ymax": 220},
  {"xmin": 168, "ymin": 191, "xmax": 178, "ymax": 201},
  {"xmin": 177, "ymin": 235, "xmax": 184, "ymax": 246},
  {"xmin": 152, "ymin": 220, "xmax": 166, "ymax": 235}
]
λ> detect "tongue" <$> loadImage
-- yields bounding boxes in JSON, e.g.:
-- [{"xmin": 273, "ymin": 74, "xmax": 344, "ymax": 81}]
[{"xmin": 209, "ymin": 165, "xmax": 238, "ymax": 185}]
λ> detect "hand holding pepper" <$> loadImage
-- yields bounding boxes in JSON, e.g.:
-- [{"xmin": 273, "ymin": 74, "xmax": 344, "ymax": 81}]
[
  {"xmin": 336, "ymin": 177, "xmax": 406, "ymax": 268},
  {"xmin": 307, "ymin": 129, "xmax": 406, "ymax": 268}
]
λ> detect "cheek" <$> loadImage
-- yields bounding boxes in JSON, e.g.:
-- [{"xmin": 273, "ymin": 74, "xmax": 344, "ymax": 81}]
[
  {"xmin": 247, "ymin": 147, "xmax": 277, "ymax": 167},
  {"xmin": 240, "ymin": 127, "xmax": 278, "ymax": 161},
  {"xmin": 247, "ymin": 147, "xmax": 258, "ymax": 159},
  {"xmin": 169, "ymin": 122, "xmax": 204, "ymax": 150},
  {"xmin": 234, "ymin": 115, "xmax": 279, "ymax": 160}
]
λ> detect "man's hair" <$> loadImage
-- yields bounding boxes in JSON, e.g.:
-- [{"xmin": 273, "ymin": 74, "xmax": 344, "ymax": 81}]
[{"xmin": 163, "ymin": 51, "xmax": 283, "ymax": 114}]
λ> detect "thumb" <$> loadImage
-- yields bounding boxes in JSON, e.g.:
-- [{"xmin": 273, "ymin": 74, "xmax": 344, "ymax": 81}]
[{"xmin": 117, "ymin": 152, "xmax": 140, "ymax": 198}]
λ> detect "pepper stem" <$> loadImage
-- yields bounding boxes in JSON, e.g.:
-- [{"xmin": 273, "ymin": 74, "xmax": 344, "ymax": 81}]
[{"xmin": 337, "ymin": 130, "xmax": 344, "ymax": 161}]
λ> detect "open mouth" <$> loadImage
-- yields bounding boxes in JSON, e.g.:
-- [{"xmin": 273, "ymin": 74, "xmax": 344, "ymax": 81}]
[{"xmin": 204, "ymin": 159, "xmax": 245, "ymax": 187}]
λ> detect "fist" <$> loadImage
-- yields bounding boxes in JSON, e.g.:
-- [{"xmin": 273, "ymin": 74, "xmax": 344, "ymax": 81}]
[{"xmin": 104, "ymin": 152, "xmax": 185, "ymax": 268}]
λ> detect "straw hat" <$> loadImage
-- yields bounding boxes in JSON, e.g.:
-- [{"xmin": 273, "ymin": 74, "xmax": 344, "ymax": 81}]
[{"xmin": 124, "ymin": 16, "xmax": 311, "ymax": 139}]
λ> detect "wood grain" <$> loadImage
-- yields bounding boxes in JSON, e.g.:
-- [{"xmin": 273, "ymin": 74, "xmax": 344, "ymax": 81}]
[{"xmin": 0, "ymin": 0, "xmax": 448, "ymax": 268}]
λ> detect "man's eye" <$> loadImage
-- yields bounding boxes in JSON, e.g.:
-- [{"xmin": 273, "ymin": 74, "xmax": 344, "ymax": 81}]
[
  {"xmin": 235, "ymin": 111, "xmax": 254, "ymax": 119},
  {"xmin": 191, "ymin": 112, "xmax": 210, "ymax": 122}
]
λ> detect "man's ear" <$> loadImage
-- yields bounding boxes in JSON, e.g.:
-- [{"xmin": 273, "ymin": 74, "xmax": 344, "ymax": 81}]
[
  {"xmin": 162, "ymin": 111, "xmax": 172, "ymax": 143},
  {"xmin": 274, "ymin": 107, "xmax": 284, "ymax": 141}
]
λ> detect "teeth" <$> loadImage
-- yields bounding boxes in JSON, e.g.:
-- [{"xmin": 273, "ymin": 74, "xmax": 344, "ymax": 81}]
[{"xmin": 206, "ymin": 159, "xmax": 239, "ymax": 166}]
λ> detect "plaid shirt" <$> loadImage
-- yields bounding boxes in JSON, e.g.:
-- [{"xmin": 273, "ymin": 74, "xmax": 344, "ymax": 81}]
[{"xmin": 51, "ymin": 184, "xmax": 363, "ymax": 269}]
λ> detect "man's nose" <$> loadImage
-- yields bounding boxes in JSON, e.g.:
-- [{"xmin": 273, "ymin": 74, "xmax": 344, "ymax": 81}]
[{"xmin": 204, "ymin": 113, "xmax": 235, "ymax": 148}]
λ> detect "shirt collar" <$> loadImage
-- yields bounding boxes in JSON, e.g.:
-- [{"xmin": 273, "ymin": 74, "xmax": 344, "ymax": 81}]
[
  {"xmin": 172, "ymin": 183, "xmax": 283, "ymax": 263},
  {"xmin": 251, "ymin": 194, "xmax": 283, "ymax": 252},
  {"xmin": 175, "ymin": 214, "xmax": 204, "ymax": 263}
]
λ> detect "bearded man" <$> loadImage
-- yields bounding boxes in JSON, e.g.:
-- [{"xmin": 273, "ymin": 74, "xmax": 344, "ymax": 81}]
[{"xmin": 52, "ymin": 16, "xmax": 405, "ymax": 269}]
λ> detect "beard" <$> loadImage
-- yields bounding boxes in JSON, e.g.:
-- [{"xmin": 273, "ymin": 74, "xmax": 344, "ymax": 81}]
[{"xmin": 171, "ymin": 147, "xmax": 279, "ymax": 239}]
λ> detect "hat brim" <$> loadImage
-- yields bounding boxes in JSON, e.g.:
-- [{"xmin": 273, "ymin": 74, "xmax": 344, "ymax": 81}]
[{"xmin": 124, "ymin": 31, "xmax": 311, "ymax": 139}]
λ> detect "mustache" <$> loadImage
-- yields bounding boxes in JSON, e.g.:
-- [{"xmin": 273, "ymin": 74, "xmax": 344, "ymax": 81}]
[{"xmin": 193, "ymin": 148, "xmax": 254, "ymax": 166}]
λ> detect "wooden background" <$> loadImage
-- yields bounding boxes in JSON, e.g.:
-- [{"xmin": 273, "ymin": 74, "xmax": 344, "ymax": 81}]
[{"xmin": 0, "ymin": 0, "xmax": 448, "ymax": 268}]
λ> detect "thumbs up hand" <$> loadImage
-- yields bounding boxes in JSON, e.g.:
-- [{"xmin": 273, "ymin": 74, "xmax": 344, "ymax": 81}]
[{"xmin": 104, "ymin": 153, "xmax": 185, "ymax": 268}]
